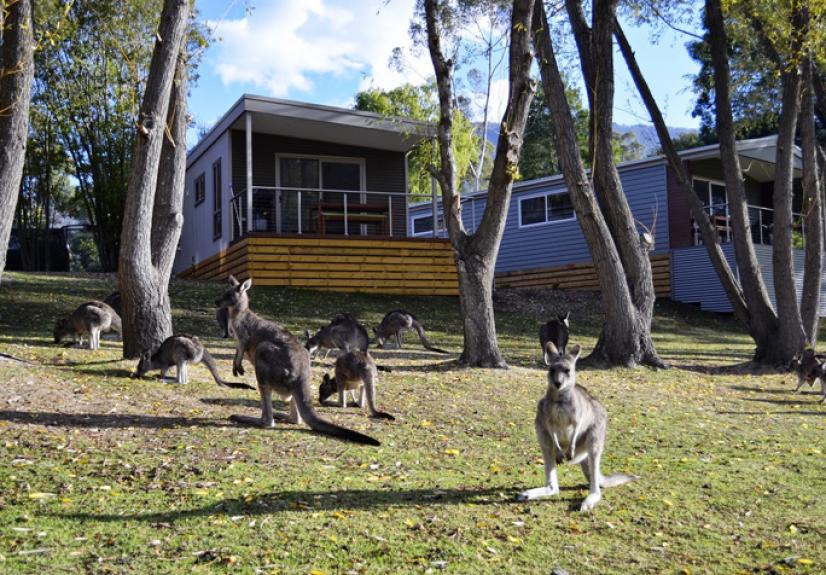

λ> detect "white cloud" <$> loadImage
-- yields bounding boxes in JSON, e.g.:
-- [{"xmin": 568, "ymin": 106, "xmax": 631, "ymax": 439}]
[{"xmin": 207, "ymin": 0, "xmax": 432, "ymax": 99}]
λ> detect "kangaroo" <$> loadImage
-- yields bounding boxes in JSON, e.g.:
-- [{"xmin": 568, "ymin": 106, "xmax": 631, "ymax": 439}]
[
  {"xmin": 319, "ymin": 350, "xmax": 395, "ymax": 420},
  {"xmin": 216, "ymin": 276, "xmax": 380, "ymax": 446},
  {"xmin": 794, "ymin": 348, "xmax": 826, "ymax": 403},
  {"xmin": 217, "ymin": 307, "xmax": 232, "ymax": 338},
  {"xmin": 103, "ymin": 291, "xmax": 122, "ymax": 316},
  {"xmin": 53, "ymin": 301, "xmax": 122, "ymax": 350},
  {"xmin": 518, "ymin": 342, "xmax": 637, "ymax": 511},
  {"xmin": 539, "ymin": 312, "xmax": 570, "ymax": 354},
  {"xmin": 133, "ymin": 334, "xmax": 254, "ymax": 389},
  {"xmin": 373, "ymin": 310, "xmax": 449, "ymax": 354},
  {"xmin": 304, "ymin": 315, "xmax": 369, "ymax": 358}
]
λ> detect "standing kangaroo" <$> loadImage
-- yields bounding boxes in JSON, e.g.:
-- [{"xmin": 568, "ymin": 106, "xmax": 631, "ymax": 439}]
[
  {"xmin": 373, "ymin": 310, "xmax": 449, "ymax": 354},
  {"xmin": 54, "ymin": 301, "xmax": 122, "ymax": 350},
  {"xmin": 319, "ymin": 350, "xmax": 395, "ymax": 420},
  {"xmin": 216, "ymin": 276, "xmax": 379, "ymax": 446},
  {"xmin": 539, "ymin": 311, "xmax": 570, "ymax": 354},
  {"xmin": 518, "ymin": 342, "xmax": 637, "ymax": 511},
  {"xmin": 304, "ymin": 315, "xmax": 369, "ymax": 358},
  {"xmin": 133, "ymin": 334, "xmax": 253, "ymax": 389}
]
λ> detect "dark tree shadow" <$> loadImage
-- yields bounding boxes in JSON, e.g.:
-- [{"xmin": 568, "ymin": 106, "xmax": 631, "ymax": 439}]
[
  {"xmin": 49, "ymin": 485, "xmax": 585, "ymax": 524},
  {"xmin": 741, "ymin": 397, "xmax": 824, "ymax": 406},
  {"xmin": 68, "ymin": 367, "xmax": 135, "ymax": 379},
  {"xmin": 677, "ymin": 361, "xmax": 781, "ymax": 375},
  {"xmin": 717, "ymin": 410, "xmax": 826, "ymax": 416},
  {"xmin": 200, "ymin": 397, "xmax": 269, "ymax": 409}
]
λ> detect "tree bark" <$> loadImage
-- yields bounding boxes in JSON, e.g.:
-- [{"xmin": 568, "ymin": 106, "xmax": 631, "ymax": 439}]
[
  {"xmin": 799, "ymin": 57, "xmax": 822, "ymax": 347},
  {"xmin": 0, "ymin": 0, "xmax": 34, "ymax": 284},
  {"xmin": 706, "ymin": 0, "xmax": 780, "ymax": 363},
  {"xmin": 614, "ymin": 19, "xmax": 756, "ymax": 341},
  {"xmin": 118, "ymin": 0, "xmax": 189, "ymax": 358},
  {"xmin": 424, "ymin": 0, "xmax": 535, "ymax": 368}
]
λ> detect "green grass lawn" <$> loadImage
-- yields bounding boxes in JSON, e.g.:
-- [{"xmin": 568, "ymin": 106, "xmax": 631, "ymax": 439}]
[{"xmin": 0, "ymin": 271, "xmax": 824, "ymax": 575}]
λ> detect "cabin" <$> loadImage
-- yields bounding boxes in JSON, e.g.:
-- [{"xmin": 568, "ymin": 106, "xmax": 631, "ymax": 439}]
[
  {"xmin": 409, "ymin": 135, "xmax": 826, "ymax": 314},
  {"xmin": 174, "ymin": 95, "xmax": 458, "ymax": 295}
]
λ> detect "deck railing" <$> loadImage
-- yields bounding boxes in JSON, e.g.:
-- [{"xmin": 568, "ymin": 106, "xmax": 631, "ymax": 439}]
[
  {"xmin": 693, "ymin": 203, "xmax": 804, "ymax": 247},
  {"xmin": 230, "ymin": 187, "xmax": 408, "ymax": 241}
]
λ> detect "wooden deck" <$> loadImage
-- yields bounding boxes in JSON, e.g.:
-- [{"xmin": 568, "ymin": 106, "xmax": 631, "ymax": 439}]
[
  {"xmin": 178, "ymin": 235, "xmax": 459, "ymax": 296},
  {"xmin": 495, "ymin": 253, "xmax": 672, "ymax": 297}
]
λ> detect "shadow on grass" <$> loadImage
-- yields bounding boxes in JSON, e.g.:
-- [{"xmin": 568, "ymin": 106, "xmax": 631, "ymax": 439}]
[
  {"xmin": 741, "ymin": 396, "xmax": 824, "ymax": 406},
  {"xmin": 200, "ymin": 397, "xmax": 263, "ymax": 409},
  {"xmin": 677, "ymin": 361, "xmax": 782, "ymax": 375},
  {"xmin": 717, "ymin": 410, "xmax": 826, "ymax": 416},
  {"xmin": 66, "ymin": 367, "xmax": 135, "ymax": 379},
  {"xmin": 50, "ymin": 485, "xmax": 587, "ymax": 523},
  {"xmin": 729, "ymin": 385, "xmax": 797, "ymax": 395}
]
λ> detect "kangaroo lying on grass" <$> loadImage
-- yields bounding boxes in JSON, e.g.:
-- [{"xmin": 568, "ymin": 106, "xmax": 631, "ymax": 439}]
[
  {"xmin": 305, "ymin": 314, "xmax": 369, "ymax": 358},
  {"xmin": 373, "ymin": 310, "xmax": 449, "ymax": 353},
  {"xmin": 518, "ymin": 342, "xmax": 637, "ymax": 511},
  {"xmin": 54, "ymin": 301, "xmax": 122, "ymax": 350},
  {"xmin": 794, "ymin": 348, "xmax": 826, "ymax": 403},
  {"xmin": 319, "ymin": 350, "xmax": 395, "ymax": 420},
  {"xmin": 216, "ymin": 276, "xmax": 380, "ymax": 446},
  {"xmin": 133, "ymin": 334, "xmax": 253, "ymax": 389}
]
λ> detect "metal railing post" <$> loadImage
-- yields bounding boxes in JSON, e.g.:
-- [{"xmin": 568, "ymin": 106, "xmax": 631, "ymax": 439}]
[
  {"xmin": 759, "ymin": 208, "xmax": 764, "ymax": 245},
  {"xmin": 297, "ymin": 190, "xmax": 302, "ymax": 235},
  {"xmin": 387, "ymin": 194, "xmax": 393, "ymax": 237},
  {"xmin": 344, "ymin": 194, "xmax": 349, "ymax": 236}
]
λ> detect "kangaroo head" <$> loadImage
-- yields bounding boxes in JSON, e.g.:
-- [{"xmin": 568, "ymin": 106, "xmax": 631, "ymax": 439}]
[
  {"xmin": 558, "ymin": 311, "xmax": 570, "ymax": 328},
  {"xmin": 545, "ymin": 342, "xmax": 581, "ymax": 391},
  {"xmin": 133, "ymin": 350, "xmax": 153, "ymax": 378},
  {"xmin": 215, "ymin": 275, "xmax": 252, "ymax": 310},
  {"xmin": 53, "ymin": 318, "xmax": 72, "ymax": 344},
  {"xmin": 372, "ymin": 326, "xmax": 387, "ymax": 348},
  {"xmin": 319, "ymin": 373, "xmax": 336, "ymax": 403},
  {"xmin": 305, "ymin": 330, "xmax": 321, "ymax": 356}
]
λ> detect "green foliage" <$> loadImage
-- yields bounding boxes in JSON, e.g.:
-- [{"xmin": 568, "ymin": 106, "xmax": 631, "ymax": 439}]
[
  {"xmin": 355, "ymin": 82, "xmax": 480, "ymax": 200},
  {"xmin": 68, "ymin": 231, "xmax": 102, "ymax": 272}
]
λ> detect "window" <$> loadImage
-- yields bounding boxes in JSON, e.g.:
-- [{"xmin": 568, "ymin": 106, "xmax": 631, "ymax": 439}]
[
  {"xmin": 194, "ymin": 173, "xmax": 205, "ymax": 206},
  {"xmin": 212, "ymin": 159, "xmax": 222, "ymax": 239},
  {"xmin": 411, "ymin": 212, "xmax": 445, "ymax": 236},
  {"xmin": 519, "ymin": 191, "xmax": 575, "ymax": 227},
  {"xmin": 693, "ymin": 178, "xmax": 727, "ymax": 215}
]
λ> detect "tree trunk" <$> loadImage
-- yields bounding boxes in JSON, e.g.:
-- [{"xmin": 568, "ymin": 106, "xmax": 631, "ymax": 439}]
[
  {"xmin": 799, "ymin": 57, "xmax": 822, "ymax": 347},
  {"xmin": 706, "ymin": 0, "xmax": 780, "ymax": 363},
  {"xmin": 533, "ymin": 1, "xmax": 659, "ymax": 367},
  {"xmin": 118, "ymin": 0, "xmax": 189, "ymax": 358},
  {"xmin": 0, "ymin": 0, "xmax": 34, "ymax": 284},
  {"xmin": 424, "ymin": 0, "xmax": 535, "ymax": 368}
]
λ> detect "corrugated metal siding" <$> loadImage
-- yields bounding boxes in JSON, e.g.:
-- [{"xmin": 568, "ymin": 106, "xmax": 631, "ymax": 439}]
[
  {"xmin": 230, "ymin": 130, "xmax": 408, "ymax": 236},
  {"xmin": 672, "ymin": 243, "xmax": 826, "ymax": 316},
  {"xmin": 667, "ymin": 164, "xmax": 694, "ymax": 248}
]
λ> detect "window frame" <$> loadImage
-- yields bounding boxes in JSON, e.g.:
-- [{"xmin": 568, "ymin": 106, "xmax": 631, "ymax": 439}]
[
  {"xmin": 212, "ymin": 159, "xmax": 222, "ymax": 240},
  {"xmin": 517, "ymin": 188, "xmax": 576, "ymax": 229},
  {"xmin": 410, "ymin": 211, "xmax": 445, "ymax": 236},
  {"xmin": 194, "ymin": 172, "xmax": 206, "ymax": 206}
]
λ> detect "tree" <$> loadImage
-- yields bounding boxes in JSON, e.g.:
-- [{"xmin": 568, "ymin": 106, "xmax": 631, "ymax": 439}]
[
  {"xmin": 118, "ymin": 0, "xmax": 189, "ymax": 358},
  {"xmin": 0, "ymin": 0, "xmax": 35, "ymax": 284},
  {"xmin": 354, "ymin": 82, "xmax": 480, "ymax": 201},
  {"xmin": 531, "ymin": 0, "xmax": 663, "ymax": 367},
  {"xmin": 423, "ymin": 0, "xmax": 536, "ymax": 367}
]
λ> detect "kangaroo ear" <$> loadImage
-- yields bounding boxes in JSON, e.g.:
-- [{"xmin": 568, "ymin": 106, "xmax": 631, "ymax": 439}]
[
  {"xmin": 544, "ymin": 341, "xmax": 559, "ymax": 365},
  {"xmin": 239, "ymin": 278, "xmax": 253, "ymax": 292},
  {"xmin": 227, "ymin": 275, "xmax": 239, "ymax": 287},
  {"xmin": 560, "ymin": 311, "xmax": 570, "ymax": 327},
  {"xmin": 569, "ymin": 344, "xmax": 581, "ymax": 361}
]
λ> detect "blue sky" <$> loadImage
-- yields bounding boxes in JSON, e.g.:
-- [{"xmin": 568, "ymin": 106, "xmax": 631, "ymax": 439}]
[{"xmin": 188, "ymin": 0, "xmax": 703, "ymax": 146}]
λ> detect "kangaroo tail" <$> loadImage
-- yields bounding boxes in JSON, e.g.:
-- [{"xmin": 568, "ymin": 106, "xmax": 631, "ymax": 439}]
[
  {"xmin": 294, "ymin": 387, "xmax": 380, "ymax": 446},
  {"xmin": 599, "ymin": 473, "xmax": 639, "ymax": 488},
  {"xmin": 413, "ymin": 321, "xmax": 449, "ymax": 354},
  {"xmin": 376, "ymin": 364, "xmax": 392, "ymax": 373},
  {"xmin": 363, "ymin": 367, "xmax": 395, "ymax": 421},
  {"xmin": 201, "ymin": 349, "xmax": 255, "ymax": 390}
]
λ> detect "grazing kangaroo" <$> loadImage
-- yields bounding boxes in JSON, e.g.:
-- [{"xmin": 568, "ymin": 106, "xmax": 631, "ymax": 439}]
[
  {"xmin": 319, "ymin": 350, "xmax": 395, "ymax": 420},
  {"xmin": 103, "ymin": 291, "xmax": 122, "ymax": 316},
  {"xmin": 216, "ymin": 276, "xmax": 380, "ymax": 446},
  {"xmin": 794, "ymin": 348, "xmax": 826, "ymax": 403},
  {"xmin": 133, "ymin": 334, "xmax": 254, "ymax": 389},
  {"xmin": 304, "ymin": 315, "xmax": 370, "ymax": 358},
  {"xmin": 539, "ymin": 312, "xmax": 570, "ymax": 354},
  {"xmin": 373, "ymin": 310, "xmax": 449, "ymax": 354},
  {"xmin": 54, "ymin": 301, "xmax": 122, "ymax": 350},
  {"xmin": 518, "ymin": 342, "xmax": 637, "ymax": 511}
]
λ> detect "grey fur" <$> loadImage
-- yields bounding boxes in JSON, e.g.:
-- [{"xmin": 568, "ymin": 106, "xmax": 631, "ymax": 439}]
[
  {"xmin": 518, "ymin": 342, "xmax": 638, "ymax": 511},
  {"xmin": 54, "ymin": 301, "xmax": 122, "ymax": 350},
  {"xmin": 793, "ymin": 349, "xmax": 826, "ymax": 403},
  {"xmin": 133, "ymin": 334, "xmax": 253, "ymax": 389},
  {"xmin": 216, "ymin": 275, "xmax": 379, "ymax": 446},
  {"xmin": 373, "ymin": 310, "xmax": 449, "ymax": 354},
  {"xmin": 319, "ymin": 350, "xmax": 395, "ymax": 420},
  {"xmin": 305, "ymin": 316, "xmax": 369, "ymax": 358}
]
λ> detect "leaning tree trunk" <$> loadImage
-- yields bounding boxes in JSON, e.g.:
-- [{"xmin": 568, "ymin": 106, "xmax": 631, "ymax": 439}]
[
  {"xmin": 706, "ymin": 0, "xmax": 780, "ymax": 363},
  {"xmin": 118, "ymin": 0, "xmax": 190, "ymax": 358},
  {"xmin": 424, "ymin": 0, "xmax": 535, "ymax": 368},
  {"xmin": 0, "ymin": 0, "xmax": 34, "ymax": 285},
  {"xmin": 799, "ymin": 57, "xmax": 822, "ymax": 347}
]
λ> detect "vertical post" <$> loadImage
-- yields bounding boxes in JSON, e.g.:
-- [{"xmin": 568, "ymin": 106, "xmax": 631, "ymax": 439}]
[
  {"xmin": 245, "ymin": 111, "xmax": 253, "ymax": 234},
  {"xmin": 297, "ymin": 190, "xmax": 302, "ymax": 234},
  {"xmin": 759, "ymin": 208, "xmax": 764, "ymax": 245},
  {"xmin": 388, "ymin": 194, "xmax": 393, "ymax": 236},
  {"xmin": 431, "ymin": 176, "xmax": 438, "ymax": 237},
  {"xmin": 344, "ymin": 194, "xmax": 349, "ymax": 236}
]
